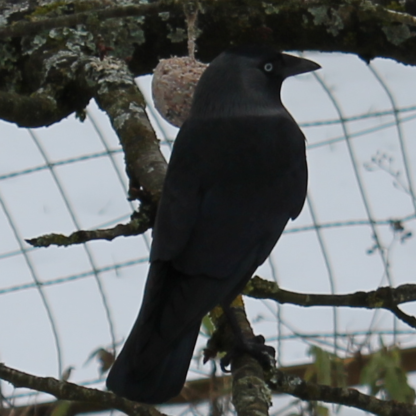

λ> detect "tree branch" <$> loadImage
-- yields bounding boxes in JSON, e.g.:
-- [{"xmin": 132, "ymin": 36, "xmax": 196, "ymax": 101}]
[
  {"xmin": 26, "ymin": 205, "xmax": 153, "ymax": 247},
  {"xmin": 25, "ymin": 214, "xmax": 151, "ymax": 247},
  {"xmin": 2, "ymin": 0, "xmax": 416, "ymax": 75},
  {"xmin": 269, "ymin": 368, "xmax": 416, "ymax": 416},
  {"xmin": 0, "ymin": 2, "xmax": 162, "ymax": 39},
  {"xmin": 3, "ymin": 0, "xmax": 416, "ymax": 129},
  {"xmin": 0, "ymin": 364, "xmax": 161, "ymax": 416},
  {"xmin": 244, "ymin": 276, "xmax": 416, "ymax": 329},
  {"xmin": 0, "ymin": 90, "xmax": 71, "ymax": 128},
  {"xmin": 207, "ymin": 297, "xmax": 272, "ymax": 416},
  {"xmin": 81, "ymin": 56, "xmax": 167, "ymax": 203}
]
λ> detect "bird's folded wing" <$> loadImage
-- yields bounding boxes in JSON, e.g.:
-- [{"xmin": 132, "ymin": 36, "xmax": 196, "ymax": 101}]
[{"xmin": 151, "ymin": 115, "xmax": 307, "ymax": 278}]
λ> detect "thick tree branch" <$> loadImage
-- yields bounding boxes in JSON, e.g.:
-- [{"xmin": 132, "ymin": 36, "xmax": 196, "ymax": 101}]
[
  {"xmin": 2, "ymin": 0, "xmax": 416, "ymax": 78},
  {"xmin": 0, "ymin": 49, "xmax": 92, "ymax": 128},
  {"xmin": 1, "ymin": 18, "xmax": 167, "ymax": 198},
  {"xmin": 244, "ymin": 276, "xmax": 416, "ymax": 329},
  {"xmin": 0, "ymin": 3, "xmax": 161, "ymax": 39},
  {"xmin": 4, "ymin": 0, "xmax": 415, "ymax": 42},
  {"xmin": 0, "ymin": 90, "xmax": 71, "ymax": 128},
  {"xmin": 81, "ymin": 56, "xmax": 167, "ymax": 203},
  {"xmin": 208, "ymin": 297, "xmax": 272, "ymax": 416},
  {"xmin": 2, "ymin": 0, "xmax": 416, "ymax": 128}
]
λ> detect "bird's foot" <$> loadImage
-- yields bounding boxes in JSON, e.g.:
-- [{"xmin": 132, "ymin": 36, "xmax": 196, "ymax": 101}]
[{"xmin": 220, "ymin": 334, "xmax": 276, "ymax": 372}]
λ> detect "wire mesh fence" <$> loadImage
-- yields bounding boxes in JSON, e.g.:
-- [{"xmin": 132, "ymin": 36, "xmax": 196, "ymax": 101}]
[{"xmin": 1, "ymin": 52, "xmax": 416, "ymax": 415}]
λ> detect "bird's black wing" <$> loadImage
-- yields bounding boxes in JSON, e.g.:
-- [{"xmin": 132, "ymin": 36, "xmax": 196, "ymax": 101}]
[{"xmin": 151, "ymin": 113, "xmax": 307, "ymax": 278}]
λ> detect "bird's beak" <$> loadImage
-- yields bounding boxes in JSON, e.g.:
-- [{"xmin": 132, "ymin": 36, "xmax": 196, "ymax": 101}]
[{"xmin": 281, "ymin": 53, "xmax": 321, "ymax": 78}]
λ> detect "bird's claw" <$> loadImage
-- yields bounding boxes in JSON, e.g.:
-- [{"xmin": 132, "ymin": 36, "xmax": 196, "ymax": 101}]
[
  {"xmin": 249, "ymin": 335, "xmax": 276, "ymax": 369},
  {"xmin": 219, "ymin": 335, "xmax": 276, "ymax": 373},
  {"xmin": 220, "ymin": 354, "xmax": 232, "ymax": 373},
  {"xmin": 203, "ymin": 346, "xmax": 217, "ymax": 364}
]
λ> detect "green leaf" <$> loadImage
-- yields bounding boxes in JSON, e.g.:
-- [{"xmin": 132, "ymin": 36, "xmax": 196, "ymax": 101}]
[
  {"xmin": 309, "ymin": 346, "xmax": 331, "ymax": 385},
  {"xmin": 201, "ymin": 314, "xmax": 214, "ymax": 336},
  {"xmin": 51, "ymin": 401, "xmax": 71, "ymax": 416},
  {"xmin": 360, "ymin": 346, "xmax": 415, "ymax": 403},
  {"xmin": 384, "ymin": 348, "xmax": 415, "ymax": 403},
  {"xmin": 316, "ymin": 404, "xmax": 330, "ymax": 416},
  {"xmin": 360, "ymin": 349, "xmax": 385, "ymax": 396},
  {"xmin": 306, "ymin": 346, "xmax": 346, "ymax": 388}
]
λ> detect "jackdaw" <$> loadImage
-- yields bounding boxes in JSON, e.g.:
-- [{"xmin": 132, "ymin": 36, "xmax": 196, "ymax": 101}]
[{"xmin": 106, "ymin": 45, "xmax": 320, "ymax": 404}]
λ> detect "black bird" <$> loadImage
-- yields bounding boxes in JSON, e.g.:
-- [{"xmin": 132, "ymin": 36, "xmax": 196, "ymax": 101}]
[{"xmin": 106, "ymin": 45, "xmax": 320, "ymax": 404}]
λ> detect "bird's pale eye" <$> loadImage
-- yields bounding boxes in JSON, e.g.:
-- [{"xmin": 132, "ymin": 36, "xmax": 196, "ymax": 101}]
[{"xmin": 264, "ymin": 63, "xmax": 273, "ymax": 72}]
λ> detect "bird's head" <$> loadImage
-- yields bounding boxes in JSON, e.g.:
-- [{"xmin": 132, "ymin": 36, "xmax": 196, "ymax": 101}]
[{"xmin": 190, "ymin": 45, "xmax": 320, "ymax": 119}]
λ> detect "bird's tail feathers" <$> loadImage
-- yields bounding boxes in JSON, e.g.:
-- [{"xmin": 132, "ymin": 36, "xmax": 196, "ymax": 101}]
[{"xmin": 106, "ymin": 321, "xmax": 200, "ymax": 404}]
